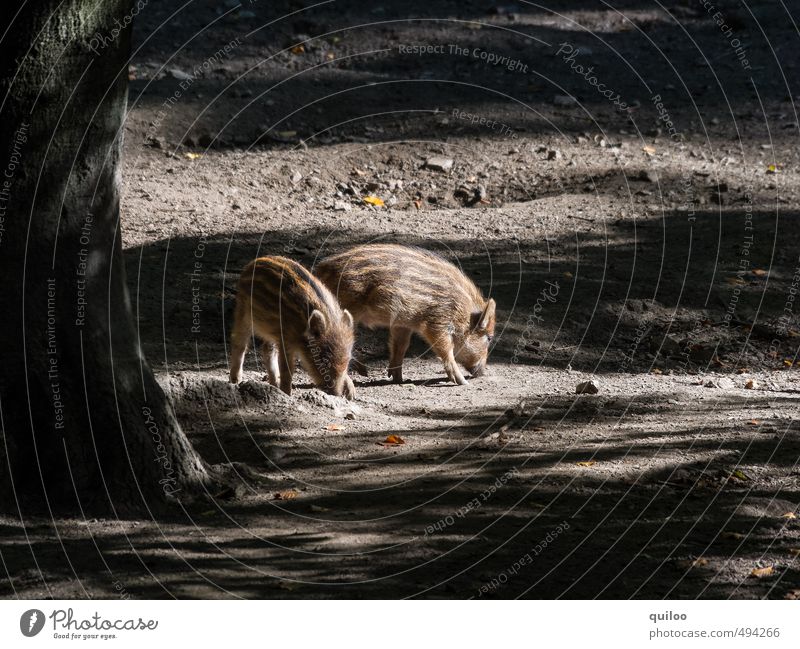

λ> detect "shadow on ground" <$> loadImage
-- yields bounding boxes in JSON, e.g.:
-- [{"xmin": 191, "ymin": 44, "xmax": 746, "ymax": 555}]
[
  {"xmin": 1, "ymin": 390, "xmax": 798, "ymax": 599},
  {"xmin": 126, "ymin": 206, "xmax": 800, "ymax": 376}
]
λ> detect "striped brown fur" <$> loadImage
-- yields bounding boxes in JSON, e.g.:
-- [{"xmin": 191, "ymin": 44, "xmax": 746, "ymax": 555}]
[
  {"xmin": 315, "ymin": 244, "xmax": 496, "ymax": 385},
  {"xmin": 229, "ymin": 256, "xmax": 355, "ymax": 399}
]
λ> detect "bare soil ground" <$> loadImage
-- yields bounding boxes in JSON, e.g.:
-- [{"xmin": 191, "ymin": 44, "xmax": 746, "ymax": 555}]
[{"xmin": 3, "ymin": 0, "xmax": 800, "ymax": 598}]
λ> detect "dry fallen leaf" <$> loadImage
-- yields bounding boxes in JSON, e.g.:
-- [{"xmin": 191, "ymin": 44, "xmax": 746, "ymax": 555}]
[
  {"xmin": 748, "ymin": 419, "xmax": 761, "ymax": 426},
  {"xmin": 750, "ymin": 565, "xmax": 774, "ymax": 578},
  {"xmin": 576, "ymin": 460, "xmax": 596, "ymax": 467},
  {"xmin": 677, "ymin": 557, "xmax": 708, "ymax": 569},
  {"xmin": 362, "ymin": 195, "xmax": 384, "ymax": 207},
  {"xmin": 274, "ymin": 490, "xmax": 298, "ymax": 500},
  {"xmin": 184, "ymin": 152, "xmax": 202, "ymax": 160},
  {"xmin": 730, "ymin": 469, "xmax": 750, "ymax": 482},
  {"xmin": 752, "ymin": 268, "xmax": 768, "ymax": 277},
  {"xmin": 290, "ymin": 45, "xmax": 305, "ymax": 54},
  {"xmin": 745, "ymin": 379, "xmax": 755, "ymax": 389},
  {"xmin": 325, "ymin": 424, "xmax": 344, "ymax": 431},
  {"xmin": 563, "ymin": 271, "xmax": 574, "ymax": 279},
  {"xmin": 783, "ymin": 359, "xmax": 794, "ymax": 367},
  {"xmin": 781, "ymin": 512, "xmax": 797, "ymax": 520},
  {"xmin": 788, "ymin": 549, "xmax": 800, "ymax": 557},
  {"xmin": 380, "ymin": 434, "xmax": 405, "ymax": 446},
  {"xmin": 766, "ymin": 164, "xmax": 779, "ymax": 174},
  {"xmin": 642, "ymin": 145, "xmax": 656, "ymax": 155},
  {"xmin": 721, "ymin": 531, "xmax": 745, "ymax": 541},
  {"xmin": 413, "ymin": 199, "xmax": 421, "ymax": 210}
]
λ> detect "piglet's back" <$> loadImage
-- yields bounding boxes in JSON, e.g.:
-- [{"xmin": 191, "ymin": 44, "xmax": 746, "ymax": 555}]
[
  {"xmin": 239, "ymin": 256, "xmax": 339, "ymax": 330},
  {"xmin": 316, "ymin": 244, "xmax": 484, "ymax": 319}
]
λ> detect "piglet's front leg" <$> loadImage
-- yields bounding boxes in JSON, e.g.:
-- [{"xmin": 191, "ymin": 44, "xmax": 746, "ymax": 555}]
[{"xmin": 430, "ymin": 334, "xmax": 468, "ymax": 386}]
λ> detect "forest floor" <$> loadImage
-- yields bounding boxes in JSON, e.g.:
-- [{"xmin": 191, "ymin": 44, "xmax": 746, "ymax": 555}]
[{"xmin": 3, "ymin": 0, "xmax": 800, "ymax": 598}]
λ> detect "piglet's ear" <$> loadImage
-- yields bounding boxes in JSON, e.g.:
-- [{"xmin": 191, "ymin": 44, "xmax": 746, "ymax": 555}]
[
  {"xmin": 342, "ymin": 309, "xmax": 354, "ymax": 329},
  {"xmin": 471, "ymin": 298, "xmax": 496, "ymax": 332},
  {"xmin": 480, "ymin": 298, "xmax": 496, "ymax": 330},
  {"xmin": 308, "ymin": 309, "xmax": 327, "ymax": 337}
]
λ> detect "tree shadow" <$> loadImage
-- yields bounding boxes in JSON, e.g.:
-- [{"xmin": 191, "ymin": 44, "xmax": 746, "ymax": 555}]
[
  {"xmin": 124, "ymin": 204, "xmax": 800, "ymax": 377},
  {"xmin": 128, "ymin": 0, "xmax": 793, "ymax": 155},
  {"xmin": 1, "ymin": 390, "xmax": 797, "ymax": 598}
]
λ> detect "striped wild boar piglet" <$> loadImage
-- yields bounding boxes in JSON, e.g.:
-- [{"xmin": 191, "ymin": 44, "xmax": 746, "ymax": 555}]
[
  {"xmin": 315, "ymin": 244, "xmax": 496, "ymax": 385},
  {"xmin": 229, "ymin": 256, "xmax": 356, "ymax": 399}
]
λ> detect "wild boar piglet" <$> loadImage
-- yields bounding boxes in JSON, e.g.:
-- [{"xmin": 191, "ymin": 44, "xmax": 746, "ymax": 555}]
[
  {"xmin": 229, "ymin": 256, "xmax": 355, "ymax": 399},
  {"xmin": 316, "ymin": 244, "xmax": 496, "ymax": 385}
]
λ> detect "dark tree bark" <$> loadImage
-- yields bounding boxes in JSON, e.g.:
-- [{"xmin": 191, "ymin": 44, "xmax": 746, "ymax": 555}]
[{"xmin": 0, "ymin": 0, "xmax": 212, "ymax": 513}]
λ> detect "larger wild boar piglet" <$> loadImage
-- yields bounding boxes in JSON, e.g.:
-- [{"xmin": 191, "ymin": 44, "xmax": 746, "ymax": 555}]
[
  {"xmin": 229, "ymin": 256, "xmax": 355, "ymax": 399},
  {"xmin": 315, "ymin": 244, "xmax": 496, "ymax": 385}
]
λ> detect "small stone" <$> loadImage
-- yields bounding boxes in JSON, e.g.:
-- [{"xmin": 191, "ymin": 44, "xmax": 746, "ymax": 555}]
[
  {"xmin": 168, "ymin": 67, "xmax": 192, "ymax": 81},
  {"xmin": 290, "ymin": 170, "xmax": 302, "ymax": 184},
  {"xmin": 332, "ymin": 200, "xmax": 352, "ymax": 211},
  {"xmin": 424, "ymin": 156, "xmax": 454, "ymax": 172},
  {"xmin": 145, "ymin": 135, "xmax": 166, "ymax": 149},
  {"xmin": 661, "ymin": 334, "xmax": 684, "ymax": 355},
  {"xmin": 575, "ymin": 380, "xmax": 599, "ymax": 395},
  {"xmin": 547, "ymin": 149, "xmax": 561, "ymax": 160},
  {"xmin": 553, "ymin": 95, "xmax": 575, "ymax": 106},
  {"xmin": 745, "ymin": 379, "xmax": 757, "ymax": 389},
  {"xmin": 689, "ymin": 345, "xmax": 715, "ymax": 362},
  {"xmin": 704, "ymin": 377, "xmax": 735, "ymax": 389}
]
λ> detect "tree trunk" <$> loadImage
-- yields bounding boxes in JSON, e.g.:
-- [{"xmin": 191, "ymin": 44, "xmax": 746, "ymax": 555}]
[{"xmin": 0, "ymin": 0, "xmax": 212, "ymax": 514}]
